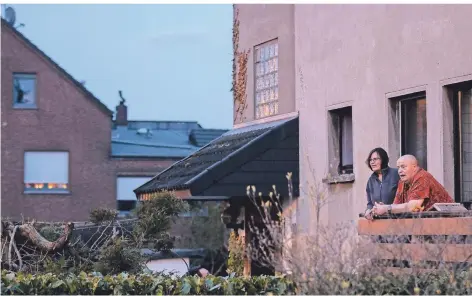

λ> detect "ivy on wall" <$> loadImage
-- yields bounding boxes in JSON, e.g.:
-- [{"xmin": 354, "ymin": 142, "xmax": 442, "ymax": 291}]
[{"xmin": 232, "ymin": 7, "xmax": 250, "ymax": 124}]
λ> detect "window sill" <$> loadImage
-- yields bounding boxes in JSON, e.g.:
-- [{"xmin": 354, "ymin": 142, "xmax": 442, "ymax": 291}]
[
  {"xmin": 322, "ymin": 173, "xmax": 355, "ymax": 184},
  {"xmin": 23, "ymin": 190, "xmax": 71, "ymax": 195},
  {"xmin": 13, "ymin": 105, "xmax": 37, "ymax": 110}
]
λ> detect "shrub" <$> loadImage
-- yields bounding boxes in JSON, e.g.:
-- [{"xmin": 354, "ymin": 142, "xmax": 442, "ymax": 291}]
[
  {"xmin": 227, "ymin": 231, "xmax": 244, "ymax": 276},
  {"xmin": 0, "ymin": 270, "xmax": 296, "ymax": 295}
]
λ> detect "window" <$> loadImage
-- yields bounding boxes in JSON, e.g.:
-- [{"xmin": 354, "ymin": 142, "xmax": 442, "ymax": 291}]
[
  {"xmin": 117, "ymin": 176, "xmax": 152, "ymax": 216},
  {"xmin": 399, "ymin": 93, "xmax": 427, "ymax": 169},
  {"xmin": 24, "ymin": 151, "xmax": 69, "ymax": 193},
  {"xmin": 329, "ymin": 107, "xmax": 353, "ymax": 174},
  {"xmin": 453, "ymin": 82, "xmax": 472, "ymax": 203},
  {"xmin": 13, "ymin": 73, "xmax": 37, "ymax": 108},
  {"xmin": 255, "ymin": 39, "xmax": 278, "ymax": 119}
]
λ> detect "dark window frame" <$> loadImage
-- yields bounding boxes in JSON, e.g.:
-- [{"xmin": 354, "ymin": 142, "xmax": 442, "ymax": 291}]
[
  {"xmin": 452, "ymin": 81, "xmax": 472, "ymax": 206},
  {"xmin": 330, "ymin": 107, "xmax": 353, "ymax": 175},
  {"xmin": 398, "ymin": 92, "xmax": 427, "ymax": 170}
]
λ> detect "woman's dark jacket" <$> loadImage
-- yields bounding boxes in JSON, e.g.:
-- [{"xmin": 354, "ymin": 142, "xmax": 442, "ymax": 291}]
[{"xmin": 366, "ymin": 167, "xmax": 400, "ymax": 209}]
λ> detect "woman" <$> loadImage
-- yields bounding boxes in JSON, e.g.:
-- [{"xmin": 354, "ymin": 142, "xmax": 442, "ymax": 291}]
[{"xmin": 364, "ymin": 147, "xmax": 399, "ymax": 220}]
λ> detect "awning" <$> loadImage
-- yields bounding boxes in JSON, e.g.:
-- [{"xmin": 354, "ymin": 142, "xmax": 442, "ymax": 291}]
[{"xmin": 134, "ymin": 116, "xmax": 299, "ymax": 200}]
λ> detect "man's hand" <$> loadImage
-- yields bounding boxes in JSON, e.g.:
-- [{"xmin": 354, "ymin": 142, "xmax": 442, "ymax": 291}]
[
  {"xmin": 373, "ymin": 202, "xmax": 388, "ymax": 216},
  {"xmin": 364, "ymin": 209, "xmax": 374, "ymax": 220}
]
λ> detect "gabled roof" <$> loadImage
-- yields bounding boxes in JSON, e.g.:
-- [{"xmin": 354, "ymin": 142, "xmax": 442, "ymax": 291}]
[
  {"xmin": 111, "ymin": 121, "xmax": 228, "ymax": 158},
  {"xmin": 1, "ymin": 18, "xmax": 113, "ymax": 117},
  {"xmin": 134, "ymin": 116, "xmax": 299, "ymax": 197},
  {"xmin": 189, "ymin": 128, "xmax": 229, "ymax": 147}
]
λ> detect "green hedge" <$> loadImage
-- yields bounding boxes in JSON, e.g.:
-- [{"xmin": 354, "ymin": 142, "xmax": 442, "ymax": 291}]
[
  {"xmin": 3, "ymin": 269, "xmax": 472, "ymax": 295},
  {"xmin": 1, "ymin": 271, "xmax": 296, "ymax": 295}
]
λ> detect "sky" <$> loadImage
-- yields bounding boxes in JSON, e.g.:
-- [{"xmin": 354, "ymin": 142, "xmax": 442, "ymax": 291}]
[{"xmin": 8, "ymin": 4, "xmax": 233, "ymax": 129}]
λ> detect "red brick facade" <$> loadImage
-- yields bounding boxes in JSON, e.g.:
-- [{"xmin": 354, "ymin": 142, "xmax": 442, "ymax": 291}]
[{"xmin": 1, "ymin": 21, "xmax": 180, "ymax": 222}]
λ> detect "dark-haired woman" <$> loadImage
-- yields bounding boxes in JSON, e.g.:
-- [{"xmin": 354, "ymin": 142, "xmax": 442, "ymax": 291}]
[{"xmin": 364, "ymin": 147, "xmax": 400, "ymax": 220}]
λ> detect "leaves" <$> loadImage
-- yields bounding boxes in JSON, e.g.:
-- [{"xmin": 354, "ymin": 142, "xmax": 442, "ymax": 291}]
[{"xmin": 1, "ymin": 270, "xmax": 296, "ymax": 295}]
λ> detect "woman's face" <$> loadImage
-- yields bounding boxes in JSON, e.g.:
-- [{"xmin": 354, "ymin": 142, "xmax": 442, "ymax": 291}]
[{"xmin": 369, "ymin": 151, "xmax": 382, "ymax": 172}]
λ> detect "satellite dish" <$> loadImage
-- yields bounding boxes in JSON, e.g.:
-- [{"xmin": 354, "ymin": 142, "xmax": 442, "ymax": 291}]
[{"xmin": 5, "ymin": 6, "xmax": 16, "ymax": 26}]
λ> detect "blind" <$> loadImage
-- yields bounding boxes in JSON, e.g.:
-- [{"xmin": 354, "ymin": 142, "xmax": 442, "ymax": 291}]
[
  {"xmin": 117, "ymin": 177, "xmax": 152, "ymax": 201},
  {"xmin": 341, "ymin": 114, "xmax": 353, "ymax": 166},
  {"xmin": 24, "ymin": 151, "xmax": 69, "ymax": 183}
]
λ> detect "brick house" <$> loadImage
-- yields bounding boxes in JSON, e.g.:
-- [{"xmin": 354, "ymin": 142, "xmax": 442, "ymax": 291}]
[{"xmin": 0, "ymin": 18, "xmax": 227, "ymax": 222}]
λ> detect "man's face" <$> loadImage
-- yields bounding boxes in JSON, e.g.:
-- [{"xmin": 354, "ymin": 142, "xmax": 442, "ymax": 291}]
[{"xmin": 397, "ymin": 158, "xmax": 416, "ymax": 183}]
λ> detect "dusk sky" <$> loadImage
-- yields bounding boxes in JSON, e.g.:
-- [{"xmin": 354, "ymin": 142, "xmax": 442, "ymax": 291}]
[{"xmin": 10, "ymin": 4, "xmax": 233, "ymax": 129}]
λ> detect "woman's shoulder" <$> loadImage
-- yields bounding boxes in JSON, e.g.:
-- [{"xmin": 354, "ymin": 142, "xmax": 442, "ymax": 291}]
[{"xmin": 388, "ymin": 167, "xmax": 400, "ymax": 179}]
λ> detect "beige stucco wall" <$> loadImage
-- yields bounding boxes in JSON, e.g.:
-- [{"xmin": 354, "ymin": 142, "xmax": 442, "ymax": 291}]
[
  {"xmin": 235, "ymin": 4, "xmax": 472, "ymax": 231},
  {"xmin": 234, "ymin": 4, "xmax": 296, "ymax": 124},
  {"xmin": 295, "ymin": 4, "xmax": 472, "ymax": 229}
]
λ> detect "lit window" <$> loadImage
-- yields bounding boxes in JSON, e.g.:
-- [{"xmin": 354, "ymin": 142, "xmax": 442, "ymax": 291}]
[
  {"xmin": 255, "ymin": 40, "xmax": 278, "ymax": 119},
  {"xmin": 13, "ymin": 73, "xmax": 37, "ymax": 108},
  {"xmin": 24, "ymin": 152, "xmax": 69, "ymax": 193}
]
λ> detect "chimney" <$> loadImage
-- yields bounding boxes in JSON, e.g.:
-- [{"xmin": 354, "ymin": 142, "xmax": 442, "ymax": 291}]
[{"xmin": 115, "ymin": 90, "xmax": 128, "ymax": 126}]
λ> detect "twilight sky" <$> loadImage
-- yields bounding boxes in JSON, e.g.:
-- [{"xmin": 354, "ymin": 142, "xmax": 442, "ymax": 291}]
[{"xmin": 9, "ymin": 4, "xmax": 233, "ymax": 129}]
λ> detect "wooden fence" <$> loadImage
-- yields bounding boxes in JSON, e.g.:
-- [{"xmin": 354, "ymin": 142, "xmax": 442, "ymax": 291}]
[{"xmin": 357, "ymin": 211, "xmax": 472, "ymax": 273}]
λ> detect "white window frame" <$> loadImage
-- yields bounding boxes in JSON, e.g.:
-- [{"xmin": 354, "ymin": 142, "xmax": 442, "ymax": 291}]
[
  {"xmin": 13, "ymin": 73, "xmax": 37, "ymax": 109},
  {"xmin": 24, "ymin": 151, "xmax": 69, "ymax": 194},
  {"xmin": 254, "ymin": 39, "xmax": 279, "ymax": 119}
]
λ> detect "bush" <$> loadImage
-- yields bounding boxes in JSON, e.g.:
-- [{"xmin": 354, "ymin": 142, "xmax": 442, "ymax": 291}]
[
  {"xmin": 0, "ymin": 270, "xmax": 296, "ymax": 295},
  {"xmin": 227, "ymin": 231, "xmax": 244, "ymax": 276}
]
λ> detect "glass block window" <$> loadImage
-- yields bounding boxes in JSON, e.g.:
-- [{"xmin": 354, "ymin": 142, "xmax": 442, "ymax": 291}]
[{"xmin": 255, "ymin": 40, "xmax": 278, "ymax": 119}]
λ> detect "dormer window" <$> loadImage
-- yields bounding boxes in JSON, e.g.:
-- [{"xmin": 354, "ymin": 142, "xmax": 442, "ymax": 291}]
[{"xmin": 13, "ymin": 73, "xmax": 37, "ymax": 109}]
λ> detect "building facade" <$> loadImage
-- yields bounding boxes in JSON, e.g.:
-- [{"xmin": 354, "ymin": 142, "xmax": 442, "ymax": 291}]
[
  {"xmin": 1, "ymin": 19, "xmax": 227, "ymax": 221},
  {"xmin": 233, "ymin": 4, "xmax": 472, "ymax": 227}
]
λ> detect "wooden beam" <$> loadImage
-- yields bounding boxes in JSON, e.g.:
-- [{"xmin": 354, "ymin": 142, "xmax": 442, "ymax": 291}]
[
  {"xmin": 371, "ymin": 243, "xmax": 472, "ymax": 263},
  {"xmin": 173, "ymin": 189, "xmax": 192, "ymax": 199},
  {"xmin": 358, "ymin": 217, "xmax": 472, "ymax": 236}
]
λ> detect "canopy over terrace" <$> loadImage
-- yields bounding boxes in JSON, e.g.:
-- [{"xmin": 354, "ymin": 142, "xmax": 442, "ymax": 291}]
[{"xmin": 133, "ymin": 116, "xmax": 300, "ymax": 202}]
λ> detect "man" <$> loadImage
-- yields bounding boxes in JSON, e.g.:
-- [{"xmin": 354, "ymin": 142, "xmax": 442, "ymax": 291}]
[{"xmin": 373, "ymin": 154, "xmax": 453, "ymax": 216}]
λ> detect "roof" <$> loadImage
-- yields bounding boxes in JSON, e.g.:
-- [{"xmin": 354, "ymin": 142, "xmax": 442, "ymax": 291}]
[
  {"xmin": 190, "ymin": 129, "xmax": 229, "ymax": 147},
  {"xmin": 1, "ymin": 18, "xmax": 113, "ymax": 117},
  {"xmin": 134, "ymin": 116, "xmax": 299, "ymax": 196},
  {"xmin": 111, "ymin": 121, "xmax": 228, "ymax": 158}
]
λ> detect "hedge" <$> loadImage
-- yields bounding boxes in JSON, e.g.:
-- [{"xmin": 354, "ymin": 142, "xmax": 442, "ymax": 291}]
[
  {"xmin": 1, "ymin": 271, "xmax": 296, "ymax": 295},
  {"xmin": 3, "ymin": 269, "xmax": 472, "ymax": 295}
]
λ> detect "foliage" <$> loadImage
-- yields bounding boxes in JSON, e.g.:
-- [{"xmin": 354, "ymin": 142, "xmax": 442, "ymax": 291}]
[
  {"xmin": 1, "ymin": 270, "xmax": 296, "ymax": 295},
  {"xmin": 89, "ymin": 208, "xmax": 118, "ymax": 224},
  {"xmin": 227, "ymin": 231, "xmax": 244, "ymax": 276},
  {"xmin": 38, "ymin": 225, "xmax": 62, "ymax": 242},
  {"xmin": 132, "ymin": 191, "xmax": 188, "ymax": 250},
  {"xmin": 1, "ymin": 191, "xmax": 188, "ymax": 276},
  {"xmin": 177, "ymin": 201, "xmax": 228, "ymax": 275},
  {"xmin": 93, "ymin": 238, "xmax": 143, "ymax": 276},
  {"xmin": 4, "ymin": 269, "xmax": 472, "ymax": 295},
  {"xmin": 232, "ymin": 7, "xmax": 250, "ymax": 124}
]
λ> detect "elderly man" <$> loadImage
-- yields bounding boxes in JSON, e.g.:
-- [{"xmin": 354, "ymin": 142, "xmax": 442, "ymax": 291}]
[{"xmin": 373, "ymin": 154, "xmax": 453, "ymax": 216}]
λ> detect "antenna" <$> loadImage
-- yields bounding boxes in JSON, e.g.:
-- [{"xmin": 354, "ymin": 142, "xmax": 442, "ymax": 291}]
[
  {"xmin": 118, "ymin": 90, "xmax": 126, "ymax": 105},
  {"xmin": 4, "ymin": 6, "xmax": 16, "ymax": 26},
  {"xmin": 3, "ymin": 6, "xmax": 25, "ymax": 29}
]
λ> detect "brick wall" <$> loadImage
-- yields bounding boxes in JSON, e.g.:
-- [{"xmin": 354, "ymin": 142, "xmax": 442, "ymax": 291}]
[{"xmin": 1, "ymin": 23, "xmax": 181, "ymax": 222}]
